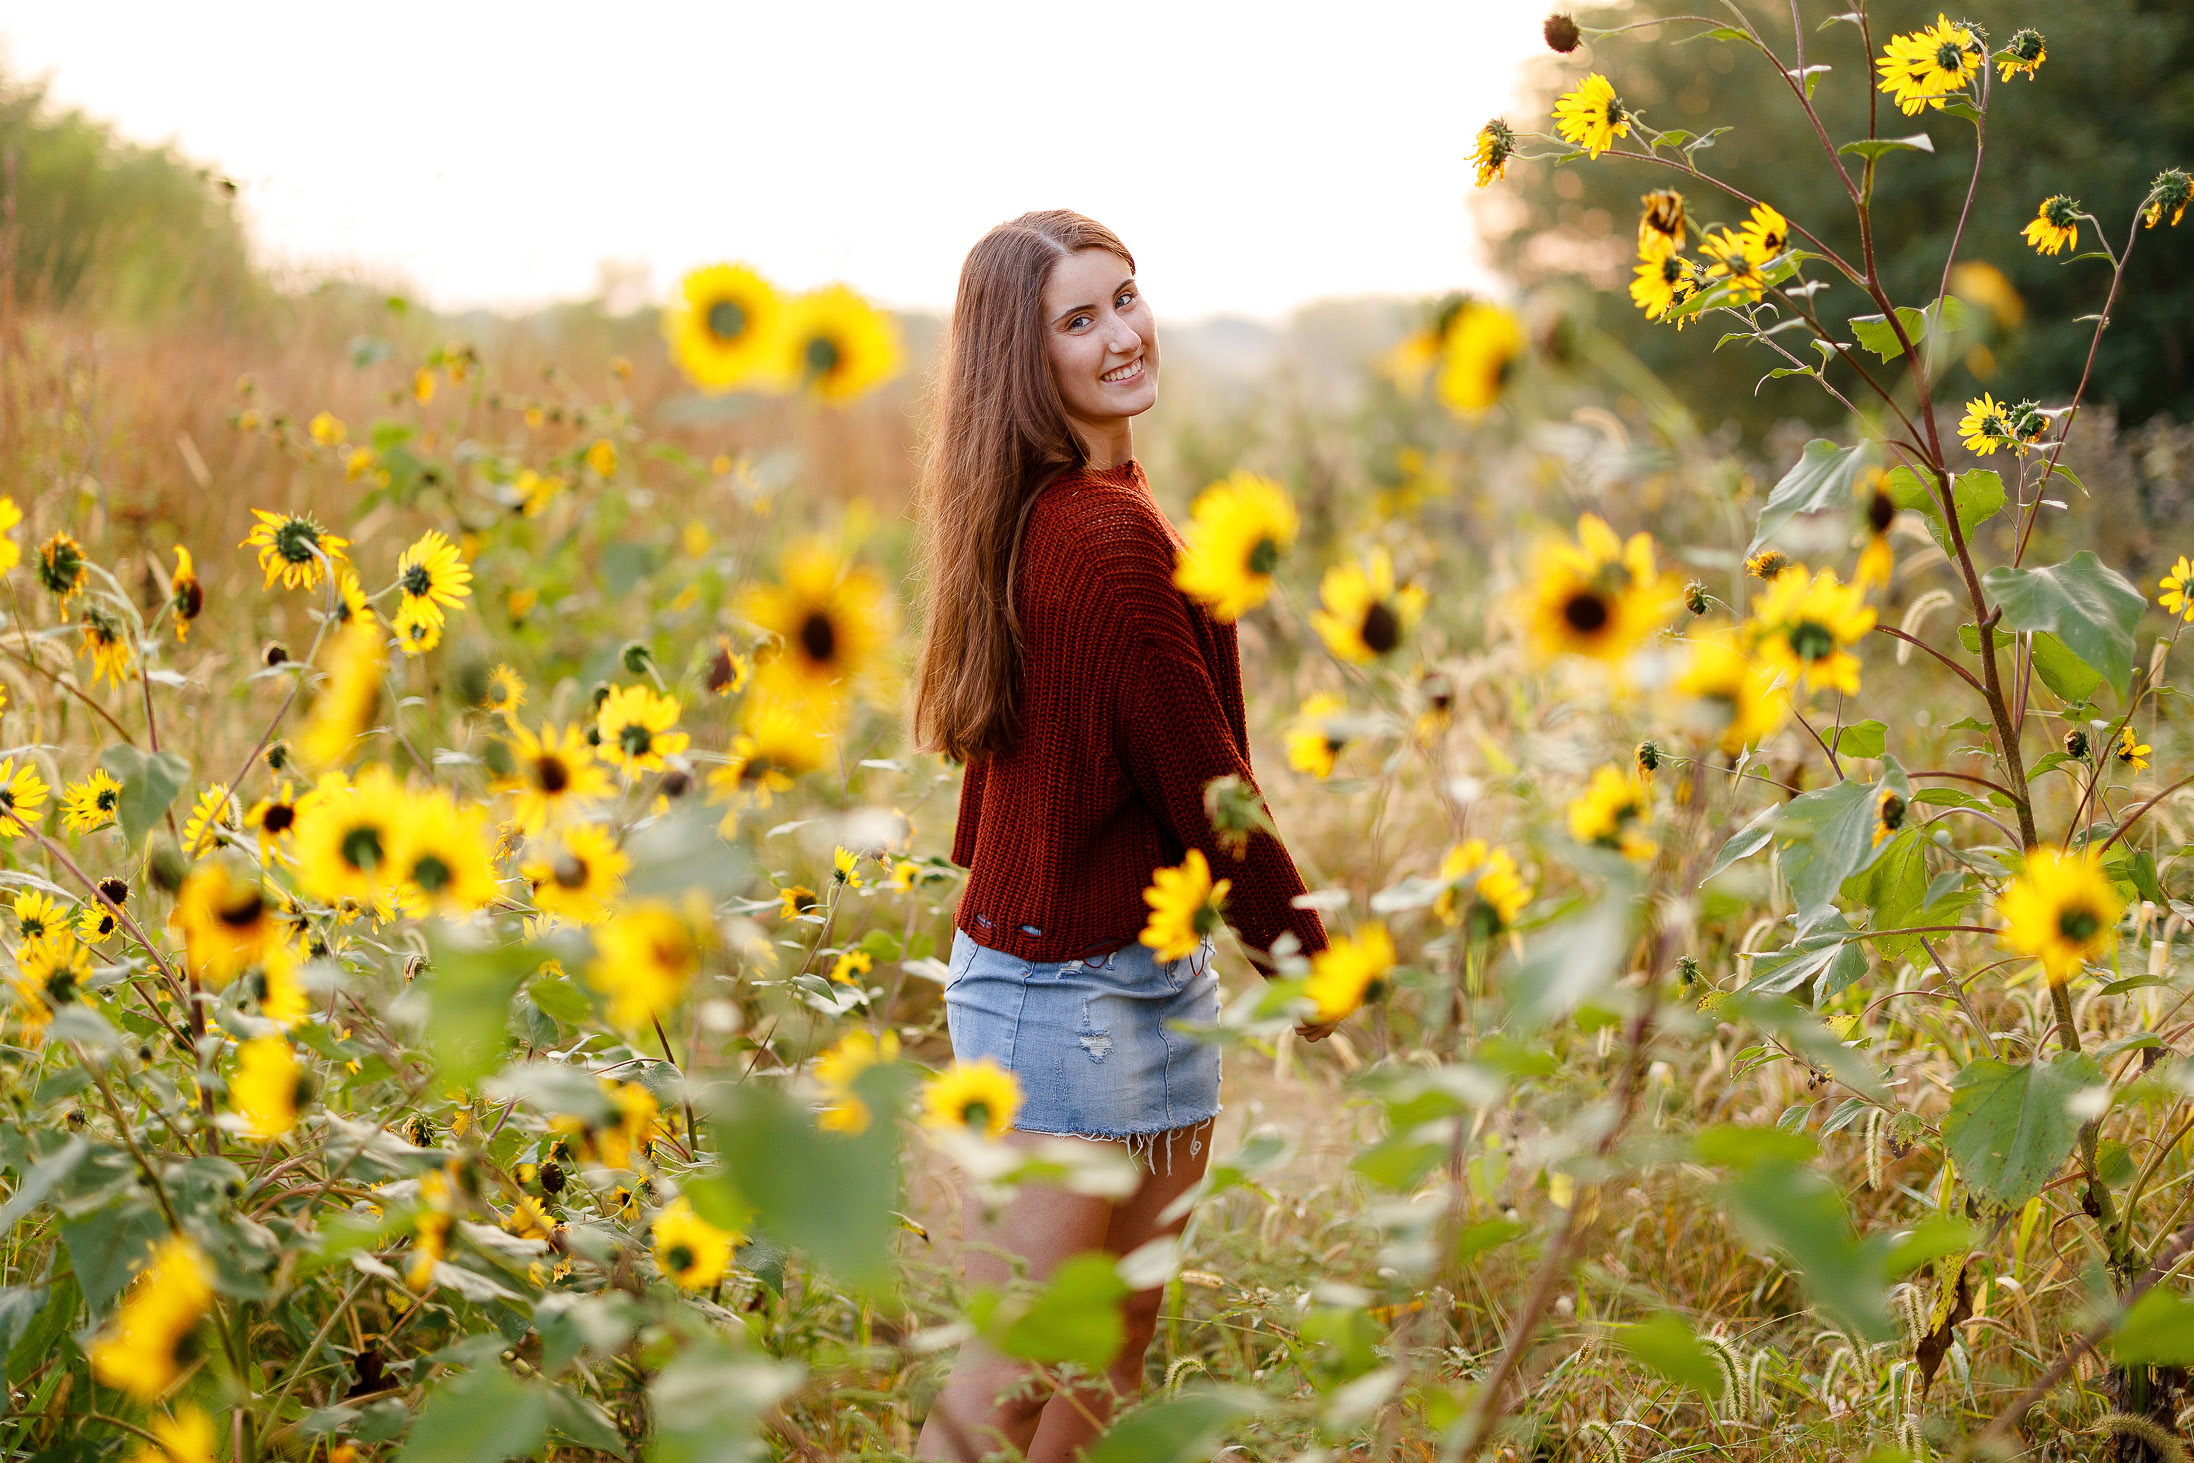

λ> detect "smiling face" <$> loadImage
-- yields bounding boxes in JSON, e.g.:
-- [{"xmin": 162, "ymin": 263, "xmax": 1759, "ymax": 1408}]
[{"xmin": 1040, "ymin": 247, "xmax": 1158, "ymax": 457}]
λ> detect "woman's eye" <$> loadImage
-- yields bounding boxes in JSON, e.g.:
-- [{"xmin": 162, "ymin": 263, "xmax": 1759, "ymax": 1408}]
[
  {"xmin": 1117, "ymin": 291, "xmax": 1136, "ymax": 308},
  {"xmin": 1069, "ymin": 314, "xmax": 1092, "ymax": 330}
]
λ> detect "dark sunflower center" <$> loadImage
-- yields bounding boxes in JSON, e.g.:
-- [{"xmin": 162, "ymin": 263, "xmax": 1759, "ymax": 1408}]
[
  {"xmin": 274, "ymin": 520, "xmax": 321, "ymax": 564},
  {"xmin": 619, "ymin": 723, "xmax": 654, "ymax": 758},
  {"xmin": 96, "ymin": 788, "xmax": 118, "ymax": 812},
  {"xmin": 706, "ymin": 299, "xmax": 747, "ymax": 343},
  {"xmin": 1361, "ymin": 600, "xmax": 1402, "ymax": 655},
  {"xmin": 262, "ymin": 804, "xmax": 295, "ymax": 834},
  {"xmin": 217, "ymin": 888, "xmax": 266, "ymax": 929},
  {"xmin": 536, "ymin": 755, "xmax": 571, "ymax": 794},
  {"xmin": 1868, "ymin": 492, "xmax": 1895, "ymax": 533},
  {"xmin": 707, "ymin": 647, "xmax": 738, "ymax": 692},
  {"xmin": 1247, "ymin": 537, "xmax": 1280, "ymax": 576},
  {"xmin": 1934, "ymin": 41, "xmax": 1964, "ymax": 72},
  {"xmin": 1878, "ymin": 794, "xmax": 1906, "ymax": 832},
  {"xmin": 1790, "ymin": 622, "xmax": 1837, "ymax": 661},
  {"xmin": 553, "ymin": 853, "xmax": 588, "ymax": 890},
  {"xmin": 45, "ymin": 969, "xmax": 77, "ymax": 1004},
  {"xmin": 1563, "ymin": 590, "xmax": 1612, "ymax": 634},
  {"xmin": 340, "ymin": 824, "xmax": 385, "ymax": 872},
  {"xmin": 667, "ymin": 1243, "xmax": 696, "ymax": 1273},
  {"xmin": 411, "ymin": 855, "xmax": 452, "ymax": 893},
  {"xmin": 799, "ymin": 611, "xmax": 838, "ymax": 665},
  {"xmin": 1605, "ymin": 97, "xmax": 1626, "ymax": 126},
  {"xmin": 401, "ymin": 564, "xmax": 433, "ymax": 597},
  {"xmin": 2058, "ymin": 906, "xmax": 2101, "ymax": 942},
  {"xmin": 961, "ymin": 1100, "xmax": 993, "ymax": 1130},
  {"xmin": 1661, "ymin": 255, "xmax": 1685, "ymax": 285},
  {"xmin": 805, "ymin": 335, "xmax": 842, "ymax": 377}
]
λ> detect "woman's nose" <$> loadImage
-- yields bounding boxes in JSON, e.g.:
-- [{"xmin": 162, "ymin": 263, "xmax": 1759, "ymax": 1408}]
[{"xmin": 1104, "ymin": 321, "xmax": 1142, "ymax": 357}]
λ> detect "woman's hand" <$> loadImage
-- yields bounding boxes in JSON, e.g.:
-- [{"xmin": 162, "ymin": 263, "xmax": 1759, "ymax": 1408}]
[{"xmin": 1294, "ymin": 1019, "xmax": 1340, "ymax": 1043}]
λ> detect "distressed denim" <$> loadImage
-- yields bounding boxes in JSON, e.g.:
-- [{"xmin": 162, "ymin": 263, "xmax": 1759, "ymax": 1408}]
[{"xmin": 944, "ymin": 925, "xmax": 1221, "ymax": 1171}]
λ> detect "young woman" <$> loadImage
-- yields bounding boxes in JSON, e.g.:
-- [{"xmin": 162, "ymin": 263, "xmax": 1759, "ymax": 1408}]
[{"xmin": 910, "ymin": 209, "xmax": 1336, "ymax": 1461}]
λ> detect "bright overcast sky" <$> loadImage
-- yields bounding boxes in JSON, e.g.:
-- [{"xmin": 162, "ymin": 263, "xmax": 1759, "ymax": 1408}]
[{"xmin": 1, "ymin": 1, "xmax": 1548, "ymax": 320}]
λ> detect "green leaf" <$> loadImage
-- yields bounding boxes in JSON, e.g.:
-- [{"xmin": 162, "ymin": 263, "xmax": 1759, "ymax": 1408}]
[
  {"xmin": 1775, "ymin": 775, "xmax": 1892, "ymax": 934},
  {"xmin": 1743, "ymin": 911, "xmax": 1866, "ymax": 1003},
  {"xmin": 1701, "ymin": 803, "xmax": 1778, "ymax": 886},
  {"xmin": 98, "ymin": 746, "xmax": 191, "ymax": 846},
  {"xmin": 1505, "ymin": 891, "xmax": 1635, "ymax": 1031},
  {"xmin": 1942, "ymin": 1053, "xmax": 2105, "ymax": 1207},
  {"xmin": 2110, "ymin": 1287, "xmax": 2194, "ymax": 1366},
  {"xmin": 420, "ymin": 926, "xmax": 536, "ymax": 1091},
  {"xmin": 0, "ymin": 1134, "xmax": 89, "ymax": 1230},
  {"xmin": 983, "ymin": 1252, "xmax": 1129, "ymax": 1369},
  {"xmin": 1829, "ymin": 721, "xmax": 1886, "ymax": 759},
  {"xmin": 546, "ymin": 1390, "xmax": 625, "ymax": 1453},
  {"xmin": 1838, "ymin": 133, "xmax": 1935, "ymax": 161},
  {"xmin": 1982, "ymin": 552, "xmax": 2148, "ymax": 697},
  {"xmin": 646, "ymin": 1341, "xmax": 804, "ymax": 1463},
  {"xmin": 1847, "ymin": 295, "xmax": 1969, "ymax": 362},
  {"xmin": 398, "ymin": 1369, "xmax": 547, "ymax": 1463},
  {"xmin": 61, "ymin": 1200, "xmax": 166, "ymax": 1315},
  {"xmin": 1719, "ymin": 1157, "xmax": 1891, "ymax": 1341},
  {"xmin": 1613, "ymin": 1311, "xmax": 1725, "ymax": 1398},
  {"xmin": 1749, "ymin": 439, "xmax": 1875, "ymax": 554},
  {"xmin": 1084, "ymin": 1389, "xmax": 1264, "ymax": 1463},
  {"xmin": 2030, "ymin": 631, "xmax": 2104, "ymax": 704},
  {"xmin": 1693, "ymin": 1124, "xmax": 1821, "ymax": 1168},
  {"xmin": 1885, "ymin": 466, "xmax": 2003, "ymax": 556}
]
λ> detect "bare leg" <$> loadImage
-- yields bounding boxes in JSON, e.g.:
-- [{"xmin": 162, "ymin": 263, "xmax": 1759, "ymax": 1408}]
[
  {"xmin": 1024, "ymin": 1120, "xmax": 1214, "ymax": 1463},
  {"xmin": 915, "ymin": 1131, "xmax": 1117, "ymax": 1461}
]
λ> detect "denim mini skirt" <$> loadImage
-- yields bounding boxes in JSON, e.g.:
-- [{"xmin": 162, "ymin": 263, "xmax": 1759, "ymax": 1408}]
[{"xmin": 944, "ymin": 925, "xmax": 1221, "ymax": 1171}]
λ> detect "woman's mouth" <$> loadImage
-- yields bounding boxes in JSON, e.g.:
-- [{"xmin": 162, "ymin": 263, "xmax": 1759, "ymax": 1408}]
[{"xmin": 1100, "ymin": 358, "xmax": 1144, "ymax": 385}]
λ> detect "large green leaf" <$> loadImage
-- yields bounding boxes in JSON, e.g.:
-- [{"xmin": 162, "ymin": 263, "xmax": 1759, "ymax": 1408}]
[
  {"xmin": 1613, "ymin": 1311, "xmax": 1725, "ymax": 1399},
  {"xmin": 1748, "ymin": 439, "xmax": 1875, "ymax": 553},
  {"xmin": 98, "ymin": 746, "xmax": 191, "ymax": 846},
  {"xmin": 421, "ymin": 926, "xmax": 536, "ymax": 1091},
  {"xmin": 1718, "ymin": 1157, "xmax": 1891, "ymax": 1341},
  {"xmin": 1743, "ymin": 912, "xmax": 1866, "ymax": 1003},
  {"xmin": 977, "ymin": 1251, "xmax": 1128, "ymax": 1370},
  {"xmin": 1700, "ymin": 803, "xmax": 1778, "ymax": 886},
  {"xmin": 1982, "ymin": 552, "xmax": 2147, "ymax": 697},
  {"xmin": 2110, "ymin": 1287, "xmax": 2194, "ymax": 1366},
  {"xmin": 396, "ymin": 1366, "xmax": 548, "ymax": 1463},
  {"xmin": 1847, "ymin": 294, "xmax": 1968, "ymax": 362},
  {"xmin": 1775, "ymin": 768, "xmax": 1904, "ymax": 935},
  {"xmin": 61, "ymin": 1200, "xmax": 167, "ymax": 1315},
  {"xmin": 1942, "ymin": 1053, "xmax": 2104, "ymax": 1207},
  {"xmin": 1504, "ymin": 891, "xmax": 1635, "ymax": 1031},
  {"xmin": 1885, "ymin": 466, "xmax": 2003, "ymax": 557},
  {"xmin": 1084, "ymin": 1389, "xmax": 1264, "ymax": 1463},
  {"xmin": 647, "ymin": 1341, "xmax": 803, "ymax": 1463}
]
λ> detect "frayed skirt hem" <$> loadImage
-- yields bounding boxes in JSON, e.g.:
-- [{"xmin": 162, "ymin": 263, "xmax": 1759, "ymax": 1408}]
[{"xmin": 1010, "ymin": 1112, "xmax": 1219, "ymax": 1177}]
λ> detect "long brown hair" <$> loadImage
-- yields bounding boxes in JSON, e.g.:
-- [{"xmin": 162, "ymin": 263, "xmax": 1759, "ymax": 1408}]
[{"xmin": 910, "ymin": 210, "xmax": 1136, "ymax": 764}]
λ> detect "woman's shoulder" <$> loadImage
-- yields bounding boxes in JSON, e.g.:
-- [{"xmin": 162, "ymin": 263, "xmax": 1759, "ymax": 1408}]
[{"xmin": 1025, "ymin": 462, "xmax": 1177, "ymax": 564}]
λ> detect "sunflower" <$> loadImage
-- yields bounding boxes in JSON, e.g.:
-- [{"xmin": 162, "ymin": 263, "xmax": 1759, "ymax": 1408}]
[
  {"xmin": 0, "ymin": 757, "xmax": 52, "ymax": 837},
  {"xmin": 1305, "ymin": 923, "xmax": 1396, "ymax": 1024},
  {"xmin": 1435, "ymin": 841, "xmax": 1530, "ymax": 937},
  {"xmin": 1284, "ymin": 691, "xmax": 1351, "ymax": 779},
  {"xmin": 16, "ymin": 930, "xmax": 91, "ymax": 1025},
  {"xmin": 1173, "ymin": 472, "xmax": 1301, "ymax": 621},
  {"xmin": 77, "ymin": 883, "xmax": 124, "ymax": 942},
  {"xmin": 586, "ymin": 900, "xmax": 702, "ymax": 1032},
  {"xmin": 392, "ymin": 529, "xmax": 473, "ymax": 632},
  {"xmin": 1435, "ymin": 300, "xmax": 1526, "ymax": 417},
  {"xmin": 60, "ymin": 769, "xmax": 124, "ymax": 834},
  {"xmin": 1735, "ymin": 201, "xmax": 1790, "ymax": 260},
  {"xmin": 246, "ymin": 943, "xmax": 310, "ymax": 1028},
  {"xmin": 499, "ymin": 722, "xmax": 614, "ymax": 832},
  {"xmin": 2117, "ymin": 725, "xmax": 2151, "ymax": 771},
  {"xmin": 1637, "ymin": 189, "xmax": 1687, "ymax": 254},
  {"xmin": 503, "ymin": 1194, "xmax": 555, "ymax": 1243},
  {"xmin": 920, "ymin": 1058, "xmax": 1022, "ymax": 1138},
  {"xmin": 1567, "ymin": 765, "xmax": 1656, "ymax": 862},
  {"xmin": 1311, "ymin": 548, "xmax": 1426, "ymax": 663},
  {"xmin": 78, "ymin": 610, "xmax": 135, "ymax": 689},
  {"xmin": 386, "ymin": 791, "xmax": 500, "ymax": 916},
  {"xmin": 2022, "ymin": 196, "xmax": 2081, "ymax": 256},
  {"xmin": 594, "ymin": 684, "xmax": 690, "ymax": 779},
  {"xmin": 1997, "ymin": 844, "xmax": 2125, "ymax": 985},
  {"xmin": 292, "ymin": 767, "xmax": 402, "ymax": 903},
  {"xmin": 1471, "ymin": 118, "xmax": 1516, "ymax": 187},
  {"xmin": 652, "ymin": 1196, "xmax": 737, "ymax": 1289},
  {"xmin": 705, "ymin": 637, "xmax": 751, "ymax": 696},
  {"xmin": 172, "ymin": 859, "xmax": 278, "ymax": 985},
  {"xmin": 1552, "ymin": 73, "xmax": 1631, "ymax": 159},
  {"xmin": 2146, "ymin": 169, "xmax": 2193, "ymax": 230},
  {"xmin": 777, "ymin": 284, "xmax": 903, "ymax": 403},
  {"xmin": 87, "ymin": 1235, "xmax": 213, "ymax": 1402},
  {"xmin": 296, "ymin": 619, "xmax": 388, "ymax": 773},
  {"xmin": 778, "ymin": 884, "xmax": 818, "ymax": 920},
  {"xmin": 816, "ymin": 1028, "xmax": 902, "ymax": 1134},
  {"xmin": 1746, "ymin": 565, "xmax": 1877, "ymax": 696},
  {"xmin": 706, "ymin": 701, "xmax": 829, "ymax": 827},
  {"xmin": 131, "ymin": 1407, "xmax": 216, "ymax": 1463},
  {"xmin": 1629, "ymin": 249, "xmax": 1699, "ymax": 324},
  {"xmin": 180, "ymin": 783, "xmax": 240, "ymax": 859},
  {"xmin": 522, "ymin": 823, "xmax": 629, "ymax": 924},
  {"xmin": 393, "ymin": 603, "xmax": 440, "ymax": 656},
  {"xmin": 245, "ymin": 780, "xmax": 300, "ymax": 859},
  {"xmin": 482, "ymin": 666, "xmax": 526, "ymax": 721},
  {"xmin": 1958, "ymin": 393, "xmax": 2046, "ymax": 456},
  {"xmin": 554, "ymin": 1078, "xmax": 661, "ymax": 1169},
  {"xmin": 1699, "ymin": 227, "xmax": 1770, "ymax": 304},
  {"xmin": 1745, "ymin": 549, "xmax": 1790, "ymax": 580},
  {"xmin": 1872, "ymin": 788, "xmax": 1908, "ymax": 848},
  {"xmin": 1876, "ymin": 14, "xmax": 1981, "ymax": 114},
  {"xmin": 1140, "ymin": 847, "xmax": 1231, "ymax": 962},
  {"xmin": 2161, "ymin": 557, "xmax": 2194, "ymax": 622},
  {"xmin": 1523, "ymin": 513, "xmax": 1679, "ymax": 666},
  {"xmin": 169, "ymin": 546, "xmax": 203, "ymax": 642},
  {"xmin": 664, "ymin": 262, "xmax": 786, "ymax": 394},
  {"xmin": 242, "ymin": 510, "xmax": 349, "ymax": 592},
  {"xmin": 512, "ymin": 469, "xmax": 565, "ymax": 517},
  {"xmin": 832, "ymin": 845, "xmax": 864, "ymax": 887},
  {"xmin": 1855, "ymin": 468, "xmax": 1897, "ymax": 589},
  {"xmin": 0, "ymin": 497, "xmax": 19, "ymax": 575},
  {"xmin": 14, "ymin": 890, "xmax": 64, "ymax": 940},
  {"xmin": 1998, "ymin": 27, "xmax": 2046, "ymax": 81},
  {"xmin": 37, "ymin": 533, "xmax": 86, "ymax": 606},
  {"xmin": 330, "ymin": 569, "xmax": 373, "ymax": 628},
  {"xmin": 1671, "ymin": 630, "xmax": 1789, "ymax": 756},
  {"xmin": 736, "ymin": 540, "xmax": 892, "ymax": 707},
  {"xmin": 230, "ymin": 1035, "xmax": 307, "ymax": 1142},
  {"xmin": 827, "ymin": 948, "xmax": 873, "ymax": 985}
]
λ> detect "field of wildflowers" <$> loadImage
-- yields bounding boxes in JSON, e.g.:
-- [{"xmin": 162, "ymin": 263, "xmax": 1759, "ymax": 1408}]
[{"xmin": 6, "ymin": 7, "xmax": 2194, "ymax": 1462}]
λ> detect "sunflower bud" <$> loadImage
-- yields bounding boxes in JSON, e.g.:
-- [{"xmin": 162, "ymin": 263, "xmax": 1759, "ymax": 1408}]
[
  {"xmin": 621, "ymin": 642, "xmax": 654, "ymax": 675},
  {"xmin": 1543, "ymin": 12, "xmax": 1581, "ymax": 52},
  {"xmin": 266, "ymin": 740, "xmax": 291, "ymax": 772},
  {"xmin": 1684, "ymin": 580, "xmax": 1709, "ymax": 615},
  {"xmin": 2063, "ymin": 727, "xmax": 2090, "ymax": 760},
  {"xmin": 1744, "ymin": 550, "xmax": 1788, "ymax": 580},
  {"xmin": 145, "ymin": 838, "xmax": 189, "ymax": 895},
  {"xmin": 1634, "ymin": 740, "xmax": 1661, "ymax": 775},
  {"xmin": 263, "ymin": 642, "xmax": 289, "ymax": 667},
  {"xmin": 2147, "ymin": 168, "xmax": 2193, "ymax": 230}
]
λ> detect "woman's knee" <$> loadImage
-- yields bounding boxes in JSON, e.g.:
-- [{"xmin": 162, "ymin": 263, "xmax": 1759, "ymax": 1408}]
[{"xmin": 1117, "ymin": 1283, "xmax": 1166, "ymax": 1356}]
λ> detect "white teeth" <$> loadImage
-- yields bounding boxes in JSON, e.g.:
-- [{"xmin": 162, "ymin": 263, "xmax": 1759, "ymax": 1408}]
[{"xmin": 1102, "ymin": 360, "xmax": 1142, "ymax": 383}]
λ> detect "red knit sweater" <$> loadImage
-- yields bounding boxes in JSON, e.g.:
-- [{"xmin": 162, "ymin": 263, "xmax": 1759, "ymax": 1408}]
[{"xmin": 950, "ymin": 459, "xmax": 1330, "ymax": 968}]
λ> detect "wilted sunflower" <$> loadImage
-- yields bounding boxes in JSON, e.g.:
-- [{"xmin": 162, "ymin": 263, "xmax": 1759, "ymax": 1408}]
[
  {"xmin": 778, "ymin": 284, "xmax": 903, "ymax": 403},
  {"xmin": 919, "ymin": 1058, "xmax": 1022, "ymax": 1139},
  {"xmin": 1671, "ymin": 630, "xmax": 1789, "ymax": 756},
  {"xmin": 60, "ymin": 769, "xmax": 124, "ymax": 834},
  {"xmin": 1998, "ymin": 28, "xmax": 2046, "ymax": 81},
  {"xmin": 1140, "ymin": 847, "xmax": 1231, "ymax": 962},
  {"xmin": 1434, "ymin": 300, "xmax": 1526, "ymax": 417},
  {"xmin": 168, "ymin": 546, "xmax": 203, "ymax": 641},
  {"xmin": 522, "ymin": 823, "xmax": 629, "ymax": 925},
  {"xmin": 1746, "ymin": 565, "xmax": 1877, "ymax": 696},
  {"xmin": 586, "ymin": 900, "xmax": 703, "ymax": 1032},
  {"xmin": 1524, "ymin": 513, "xmax": 1678, "ymax": 666},
  {"xmin": 79, "ymin": 610, "xmax": 134, "ymax": 689},
  {"xmin": 392, "ymin": 529, "xmax": 473, "ymax": 632},
  {"xmin": 1283, "ymin": 691, "xmax": 1352, "ymax": 779},
  {"xmin": 816, "ymin": 1028, "xmax": 901, "ymax": 1134},
  {"xmin": 37, "ymin": 533, "xmax": 87, "ymax": 606},
  {"xmin": 499, "ymin": 722, "xmax": 614, "ymax": 832},
  {"xmin": 652, "ymin": 1196, "xmax": 737, "ymax": 1289},
  {"xmin": 1310, "ymin": 548, "xmax": 1427, "ymax": 663},
  {"xmin": 664, "ymin": 262, "xmax": 786, "ymax": 393},
  {"xmin": 0, "ymin": 758, "xmax": 52, "ymax": 838},
  {"xmin": 1552, "ymin": 73, "xmax": 1630, "ymax": 158},
  {"xmin": 1638, "ymin": 189, "xmax": 1687, "ymax": 254},
  {"xmin": 1876, "ymin": 13, "xmax": 1981, "ymax": 115},
  {"xmin": 242, "ymin": 510, "xmax": 349, "ymax": 592},
  {"xmin": 1567, "ymin": 764, "xmax": 1657, "ymax": 862},
  {"xmin": 87, "ymin": 1235, "xmax": 213, "ymax": 1401},
  {"xmin": 230, "ymin": 1035, "xmax": 308, "ymax": 1142},
  {"xmin": 1305, "ymin": 923, "xmax": 1396, "ymax": 1024},
  {"xmin": 594, "ymin": 685, "xmax": 690, "ymax": 779},
  {"xmin": 736, "ymin": 540, "xmax": 892, "ymax": 706},
  {"xmin": 2146, "ymin": 169, "xmax": 2193, "ymax": 230},
  {"xmin": 1471, "ymin": 118, "xmax": 1516, "ymax": 188},
  {"xmin": 1997, "ymin": 844, "xmax": 2124, "ymax": 985},
  {"xmin": 292, "ymin": 767, "xmax": 403, "ymax": 904},
  {"xmin": 386, "ymin": 790, "xmax": 500, "ymax": 917},
  {"xmin": 2022, "ymin": 196, "xmax": 2081, "ymax": 256},
  {"xmin": 1173, "ymin": 472, "xmax": 1301, "ymax": 622}
]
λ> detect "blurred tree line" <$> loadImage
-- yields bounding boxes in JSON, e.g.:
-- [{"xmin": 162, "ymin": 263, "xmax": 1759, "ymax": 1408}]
[
  {"xmin": 1481, "ymin": 0, "xmax": 2194, "ymax": 440},
  {"xmin": 0, "ymin": 63, "xmax": 259, "ymax": 324}
]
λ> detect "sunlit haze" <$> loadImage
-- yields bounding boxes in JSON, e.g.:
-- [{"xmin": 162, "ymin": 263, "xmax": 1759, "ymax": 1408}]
[{"xmin": 1, "ymin": 1, "xmax": 1547, "ymax": 319}]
